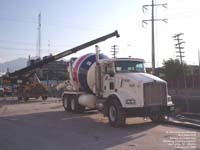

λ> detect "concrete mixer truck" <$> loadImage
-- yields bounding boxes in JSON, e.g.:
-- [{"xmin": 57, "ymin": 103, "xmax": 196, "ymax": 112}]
[{"xmin": 62, "ymin": 47, "xmax": 175, "ymax": 127}]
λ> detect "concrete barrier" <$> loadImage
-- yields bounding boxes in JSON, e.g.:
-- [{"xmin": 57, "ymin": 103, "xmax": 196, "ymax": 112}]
[{"xmin": 172, "ymin": 95, "xmax": 200, "ymax": 113}]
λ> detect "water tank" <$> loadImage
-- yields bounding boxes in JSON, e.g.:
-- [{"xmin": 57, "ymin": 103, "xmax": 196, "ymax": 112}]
[{"xmin": 72, "ymin": 53, "xmax": 108, "ymax": 93}]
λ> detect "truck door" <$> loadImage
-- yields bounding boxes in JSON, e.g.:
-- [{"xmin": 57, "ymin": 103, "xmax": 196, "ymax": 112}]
[{"xmin": 103, "ymin": 62, "xmax": 115, "ymax": 93}]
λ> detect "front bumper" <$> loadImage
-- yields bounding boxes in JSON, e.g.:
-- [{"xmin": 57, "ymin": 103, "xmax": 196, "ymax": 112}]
[{"xmin": 125, "ymin": 104, "xmax": 175, "ymax": 117}]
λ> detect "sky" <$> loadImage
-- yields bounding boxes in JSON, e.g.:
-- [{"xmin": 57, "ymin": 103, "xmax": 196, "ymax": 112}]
[{"xmin": 0, "ymin": 0, "xmax": 200, "ymax": 68}]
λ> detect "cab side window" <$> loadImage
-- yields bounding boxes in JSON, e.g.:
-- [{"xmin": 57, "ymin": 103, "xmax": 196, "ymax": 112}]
[{"xmin": 105, "ymin": 63, "xmax": 115, "ymax": 77}]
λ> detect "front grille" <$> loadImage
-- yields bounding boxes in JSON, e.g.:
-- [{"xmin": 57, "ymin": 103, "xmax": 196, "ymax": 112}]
[{"xmin": 143, "ymin": 82, "xmax": 167, "ymax": 106}]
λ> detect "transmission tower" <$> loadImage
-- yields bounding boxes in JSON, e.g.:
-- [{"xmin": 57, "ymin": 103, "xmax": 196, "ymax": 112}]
[
  {"xmin": 36, "ymin": 12, "xmax": 41, "ymax": 58},
  {"xmin": 172, "ymin": 33, "xmax": 187, "ymax": 88},
  {"xmin": 110, "ymin": 45, "xmax": 119, "ymax": 58},
  {"xmin": 142, "ymin": 0, "xmax": 167, "ymax": 74}
]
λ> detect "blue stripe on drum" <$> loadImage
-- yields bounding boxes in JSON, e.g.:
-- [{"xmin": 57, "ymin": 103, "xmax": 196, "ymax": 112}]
[
  {"xmin": 72, "ymin": 53, "xmax": 93, "ymax": 83},
  {"xmin": 76, "ymin": 53, "xmax": 94, "ymax": 84},
  {"xmin": 77, "ymin": 53, "xmax": 108, "ymax": 93}
]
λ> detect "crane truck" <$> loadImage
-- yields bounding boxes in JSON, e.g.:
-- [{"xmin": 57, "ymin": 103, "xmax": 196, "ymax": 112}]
[
  {"xmin": 62, "ymin": 47, "xmax": 175, "ymax": 127},
  {"xmin": 1, "ymin": 30, "xmax": 119, "ymax": 101}
]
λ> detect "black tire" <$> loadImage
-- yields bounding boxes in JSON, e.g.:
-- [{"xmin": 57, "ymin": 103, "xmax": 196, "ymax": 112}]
[
  {"xmin": 150, "ymin": 114, "xmax": 166, "ymax": 123},
  {"xmin": 18, "ymin": 97, "xmax": 22, "ymax": 101},
  {"xmin": 63, "ymin": 95, "xmax": 72, "ymax": 112},
  {"xmin": 70, "ymin": 95, "xmax": 85, "ymax": 113},
  {"xmin": 42, "ymin": 96, "xmax": 48, "ymax": 100},
  {"xmin": 108, "ymin": 98, "xmax": 126, "ymax": 127},
  {"xmin": 23, "ymin": 96, "xmax": 29, "ymax": 102}
]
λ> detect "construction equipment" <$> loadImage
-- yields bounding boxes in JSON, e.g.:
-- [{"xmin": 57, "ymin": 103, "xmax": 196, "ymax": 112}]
[
  {"xmin": 0, "ymin": 87, "xmax": 4, "ymax": 97},
  {"xmin": 1, "ymin": 31, "xmax": 119, "ymax": 101}
]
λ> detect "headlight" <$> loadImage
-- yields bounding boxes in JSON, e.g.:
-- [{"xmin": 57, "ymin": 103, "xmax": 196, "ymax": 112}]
[{"xmin": 125, "ymin": 99, "xmax": 136, "ymax": 104}]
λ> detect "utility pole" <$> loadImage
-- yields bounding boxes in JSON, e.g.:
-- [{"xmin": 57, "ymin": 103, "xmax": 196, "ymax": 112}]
[
  {"xmin": 198, "ymin": 49, "xmax": 200, "ymax": 87},
  {"xmin": 172, "ymin": 33, "xmax": 187, "ymax": 88},
  {"xmin": 198, "ymin": 50, "xmax": 200, "ymax": 67},
  {"xmin": 36, "ymin": 12, "xmax": 41, "ymax": 58},
  {"xmin": 142, "ymin": 0, "xmax": 167, "ymax": 74},
  {"xmin": 48, "ymin": 40, "xmax": 50, "ymax": 55},
  {"xmin": 110, "ymin": 45, "xmax": 119, "ymax": 58},
  {"xmin": 199, "ymin": 50, "xmax": 200, "ymax": 67},
  {"xmin": 173, "ymin": 33, "xmax": 185, "ymax": 65}
]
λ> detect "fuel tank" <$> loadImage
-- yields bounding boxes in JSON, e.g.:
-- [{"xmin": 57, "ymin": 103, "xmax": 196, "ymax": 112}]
[{"xmin": 72, "ymin": 53, "xmax": 108, "ymax": 93}]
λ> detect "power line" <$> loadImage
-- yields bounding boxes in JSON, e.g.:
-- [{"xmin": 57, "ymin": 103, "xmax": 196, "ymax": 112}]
[
  {"xmin": 0, "ymin": 40, "xmax": 36, "ymax": 46},
  {"xmin": 0, "ymin": 15, "xmax": 107, "ymax": 31},
  {"xmin": 0, "ymin": 46, "xmax": 47, "ymax": 52},
  {"xmin": 0, "ymin": 17, "xmax": 106, "ymax": 31},
  {"xmin": 0, "ymin": 14, "xmax": 36, "ymax": 20},
  {"xmin": 0, "ymin": 40, "xmax": 73, "ymax": 48},
  {"xmin": 142, "ymin": 0, "xmax": 167, "ymax": 74},
  {"xmin": 0, "ymin": 16, "xmax": 37, "ymax": 24},
  {"xmin": 0, "ymin": 46, "xmax": 34, "ymax": 51},
  {"xmin": 169, "ymin": 7, "xmax": 200, "ymax": 17}
]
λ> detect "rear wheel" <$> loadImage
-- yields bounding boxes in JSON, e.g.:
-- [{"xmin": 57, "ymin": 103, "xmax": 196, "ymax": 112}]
[
  {"xmin": 18, "ymin": 97, "xmax": 22, "ymax": 101},
  {"xmin": 63, "ymin": 95, "xmax": 72, "ymax": 112},
  {"xmin": 70, "ymin": 95, "xmax": 85, "ymax": 113},
  {"xmin": 23, "ymin": 96, "xmax": 29, "ymax": 102},
  {"xmin": 108, "ymin": 98, "xmax": 126, "ymax": 127},
  {"xmin": 42, "ymin": 96, "xmax": 48, "ymax": 100}
]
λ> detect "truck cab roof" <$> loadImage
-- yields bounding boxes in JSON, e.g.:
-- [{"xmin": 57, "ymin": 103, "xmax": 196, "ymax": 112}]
[{"xmin": 99, "ymin": 58, "xmax": 145, "ymax": 63}]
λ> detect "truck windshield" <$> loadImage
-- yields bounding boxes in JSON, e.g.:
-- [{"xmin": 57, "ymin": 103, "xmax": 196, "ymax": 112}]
[{"xmin": 115, "ymin": 60, "xmax": 145, "ymax": 73}]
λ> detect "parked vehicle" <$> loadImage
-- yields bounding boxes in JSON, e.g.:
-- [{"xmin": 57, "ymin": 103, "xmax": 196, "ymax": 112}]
[
  {"xmin": 0, "ymin": 87, "xmax": 4, "ymax": 97},
  {"xmin": 3, "ymin": 86, "xmax": 12, "ymax": 96}
]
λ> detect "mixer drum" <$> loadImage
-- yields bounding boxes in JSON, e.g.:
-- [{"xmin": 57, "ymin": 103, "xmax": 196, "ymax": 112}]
[{"xmin": 72, "ymin": 53, "xmax": 108, "ymax": 93}]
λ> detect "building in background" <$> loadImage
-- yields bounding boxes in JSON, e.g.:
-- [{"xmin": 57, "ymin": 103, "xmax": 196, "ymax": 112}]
[
  {"xmin": 27, "ymin": 55, "xmax": 69, "ymax": 81},
  {"xmin": 40, "ymin": 60, "xmax": 69, "ymax": 81}
]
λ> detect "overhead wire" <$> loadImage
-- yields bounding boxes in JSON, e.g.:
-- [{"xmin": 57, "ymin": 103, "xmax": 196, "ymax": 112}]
[
  {"xmin": 0, "ymin": 15, "xmax": 108, "ymax": 31},
  {"xmin": 0, "ymin": 16, "xmax": 37, "ymax": 24},
  {"xmin": 0, "ymin": 6, "xmax": 199, "ymax": 57},
  {"xmin": 168, "ymin": 6, "xmax": 200, "ymax": 20},
  {"xmin": 0, "ymin": 46, "xmax": 44, "ymax": 51}
]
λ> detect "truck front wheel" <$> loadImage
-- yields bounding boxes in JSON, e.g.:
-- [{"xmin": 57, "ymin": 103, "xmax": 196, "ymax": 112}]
[
  {"xmin": 18, "ymin": 97, "xmax": 22, "ymax": 101},
  {"xmin": 63, "ymin": 95, "xmax": 71, "ymax": 112},
  {"xmin": 150, "ymin": 114, "xmax": 166, "ymax": 123},
  {"xmin": 23, "ymin": 95, "xmax": 29, "ymax": 102},
  {"xmin": 108, "ymin": 99, "xmax": 126, "ymax": 127},
  {"xmin": 70, "ymin": 95, "xmax": 85, "ymax": 113},
  {"xmin": 42, "ymin": 96, "xmax": 48, "ymax": 100}
]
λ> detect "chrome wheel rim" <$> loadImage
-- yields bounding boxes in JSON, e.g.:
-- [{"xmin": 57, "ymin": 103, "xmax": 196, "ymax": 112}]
[
  {"xmin": 71, "ymin": 98, "xmax": 75, "ymax": 110},
  {"xmin": 64, "ymin": 97, "xmax": 68, "ymax": 108},
  {"xmin": 109, "ymin": 106, "xmax": 117, "ymax": 122}
]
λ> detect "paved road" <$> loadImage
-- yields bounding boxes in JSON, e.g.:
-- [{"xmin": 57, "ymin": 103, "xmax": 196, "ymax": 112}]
[{"xmin": 0, "ymin": 97, "xmax": 199, "ymax": 150}]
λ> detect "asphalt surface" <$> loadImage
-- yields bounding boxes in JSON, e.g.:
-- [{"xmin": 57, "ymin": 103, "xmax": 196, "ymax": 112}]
[{"xmin": 0, "ymin": 97, "xmax": 199, "ymax": 150}]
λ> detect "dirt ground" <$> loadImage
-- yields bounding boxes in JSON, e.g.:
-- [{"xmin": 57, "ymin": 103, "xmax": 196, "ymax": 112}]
[{"xmin": 0, "ymin": 97, "xmax": 199, "ymax": 150}]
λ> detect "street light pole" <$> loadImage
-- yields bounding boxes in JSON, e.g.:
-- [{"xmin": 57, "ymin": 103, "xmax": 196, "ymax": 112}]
[{"xmin": 151, "ymin": 0, "xmax": 155, "ymax": 74}]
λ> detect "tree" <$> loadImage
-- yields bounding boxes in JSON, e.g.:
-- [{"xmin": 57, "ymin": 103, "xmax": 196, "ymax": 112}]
[{"xmin": 163, "ymin": 58, "xmax": 188, "ymax": 88}]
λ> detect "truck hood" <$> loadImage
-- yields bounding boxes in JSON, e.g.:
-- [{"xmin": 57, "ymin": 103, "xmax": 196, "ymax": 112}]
[{"xmin": 117, "ymin": 73, "xmax": 166, "ymax": 84}]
